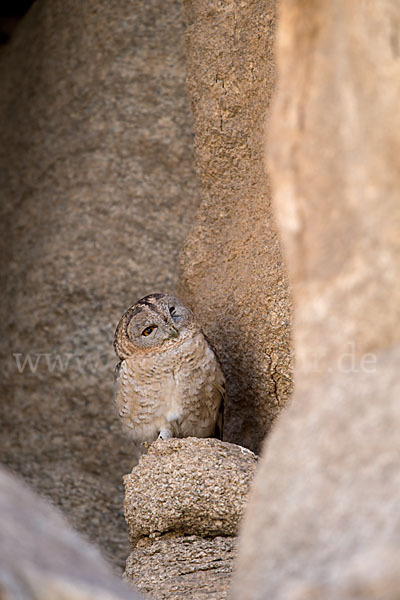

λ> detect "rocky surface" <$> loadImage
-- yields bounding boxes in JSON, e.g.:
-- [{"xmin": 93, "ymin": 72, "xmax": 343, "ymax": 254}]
[
  {"xmin": 126, "ymin": 535, "xmax": 236, "ymax": 600},
  {"xmin": 124, "ymin": 438, "xmax": 256, "ymax": 599},
  {"xmin": 0, "ymin": 0, "xmax": 199, "ymax": 570},
  {"xmin": 267, "ymin": 0, "xmax": 400, "ymax": 374},
  {"xmin": 232, "ymin": 1, "xmax": 400, "ymax": 598},
  {"xmin": 0, "ymin": 467, "xmax": 143, "ymax": 600},
  {"xmin": 233, "ymin": 347, "xmax": 400, "ymax": 599},
  {"xmin": 179, "ymin": 0, "xmax": 293, "ymax": 454}
]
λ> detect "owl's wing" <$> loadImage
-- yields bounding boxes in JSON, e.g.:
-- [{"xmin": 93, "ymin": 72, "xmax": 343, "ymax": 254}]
[
  {"xmin": 114, "ymin": 361, "xmax": 122, "ymax": 383},
  {"xmin": 204, "ymin": 334, "xmax": 226, "ymax": 441},
  {"xmin": 214, "ymin": 380, "xmax": 225, "ymax": 440},
  {"xmin": 114, "ymin": 360, "xmax": 135, "ymax": 419}
]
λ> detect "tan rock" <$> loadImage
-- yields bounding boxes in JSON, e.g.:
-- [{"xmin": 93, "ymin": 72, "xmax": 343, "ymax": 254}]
[
  {"xmin": 124, "ymin": 438, "xmax": 256, "ymax": 598},
  {"xmin": 124, "ymin": 438, "xmax": 256, "ymax": 541},
  {"xmin": 0, "ymin": 467, "xmax": 142, "ymax": 600},
  {"xmin": 0, "ymin": 0, "xmax": 199, "ymax": 569},
  {"xmin": 125, "ymin": 535, "xmax": 235, "ymax": 600},
  {"xmin": 267, "ymin": 0, "xmax": 400, "ymax": 373},
  {"xmin": 179, "ymin": 0, "xmax": 293, "ymax": 454},
  {"xmin": 232, "ymin": 1, "xmax": 400, "ymax": 598},
  {"xmin": 233, "ymin": 347, "xmax": 400, "ymax": 599}
]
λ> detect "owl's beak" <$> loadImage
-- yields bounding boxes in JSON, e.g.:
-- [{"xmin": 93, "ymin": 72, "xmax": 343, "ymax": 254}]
[{"xmin": 169, "ymin": 326, "xmax": 180, "ymax": 339}]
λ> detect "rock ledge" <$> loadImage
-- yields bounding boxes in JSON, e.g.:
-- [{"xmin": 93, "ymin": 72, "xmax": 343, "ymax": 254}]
[{"xmin": 124, "ymin": 437, "xmax": 257, "ymax": 599}]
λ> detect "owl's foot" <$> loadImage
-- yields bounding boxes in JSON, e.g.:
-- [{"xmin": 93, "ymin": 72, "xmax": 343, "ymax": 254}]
[{"xmin": 158, "ymin": 428, "xmax": 173, "ymax": 440}]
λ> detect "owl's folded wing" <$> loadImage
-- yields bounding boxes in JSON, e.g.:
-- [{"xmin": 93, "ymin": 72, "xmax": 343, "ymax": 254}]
[{"xmin": 214, "ymin": 379, "xmax": 225, "ymax": 440}]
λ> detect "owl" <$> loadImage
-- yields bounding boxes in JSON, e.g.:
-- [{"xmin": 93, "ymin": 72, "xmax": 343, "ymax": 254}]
[{"xmin": 113, "ymin": 293, "xmax": 225, "ymax": 453}]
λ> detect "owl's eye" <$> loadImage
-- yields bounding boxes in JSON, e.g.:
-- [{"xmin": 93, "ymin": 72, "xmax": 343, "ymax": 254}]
[
  {"xmin": 169, "ymin": 306, "xmax": 176, "ymax": 316},
  {"xmin": 142, "ymin": 325, "xmax": 157, "ymax": 336}
]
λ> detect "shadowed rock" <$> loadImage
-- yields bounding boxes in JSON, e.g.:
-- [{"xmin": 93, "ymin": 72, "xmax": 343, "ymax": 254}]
[
  {"xmin": 179, "ymin": 0, "xmax": 293, "ymax": 454},
  {"xmin": 0, "ymin": 467, "xmax": 143, "ymax": 600},
  {"xmin": 0, "ymin": 0, "xmax": 199, "ymax": 569}
]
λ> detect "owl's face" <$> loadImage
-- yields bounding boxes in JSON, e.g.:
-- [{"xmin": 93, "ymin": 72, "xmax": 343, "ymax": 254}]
[{"xmin": 114, "ymin": 293, "xmax": 197, "ymax": 358}]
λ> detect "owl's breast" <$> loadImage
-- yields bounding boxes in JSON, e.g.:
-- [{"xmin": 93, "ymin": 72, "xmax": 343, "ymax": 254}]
[{"xmin": 114, "ymin": 331, "xmax": 223, "ymax": 442}]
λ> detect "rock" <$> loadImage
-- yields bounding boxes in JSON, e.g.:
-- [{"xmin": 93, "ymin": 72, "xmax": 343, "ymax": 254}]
[
  {"xmin": 267, "ymin": 0, "xmax": 400, "ymax": 373},
  {"xmin": 179, "ymin": 0, "xmax": 293, "ymax": 454},
  {"xmin": 232, "ymin": 1, "xmax": 400, "ymax": 598},
  {"xmin": 125, "ymin": 535, "xmax": 236, "ymax": 600},
  {"xmin": 233, "ymin": 347, "xmax": 400, "ymax": 599},
  {"xmin": 124, "ymin": 438, "xmax": 256, "ymax": 540},
  {"xmin": 124, "ymin": 438, "xmax": 256, "ymax": 598},
  {"xmin": 0, "ymin": 0, "xmax": 199, "ymax": 569},
  {"xmin": 0, "ymin": 467, "xmax": 142, "ymax": 600}
]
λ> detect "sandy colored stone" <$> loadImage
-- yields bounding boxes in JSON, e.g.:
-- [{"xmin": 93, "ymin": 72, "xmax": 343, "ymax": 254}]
[
  {"xmin": 125, "ymin": 534, "xmax": 235, "ymax": 600},
  {"xmin": 124, "ymin": 438, "xmax": 255, "ymax": 598},
  {"xmin": 0, "ymin": 467, "xmax": 142, "ymax": 600},
  {"xmin": 232, "ymin": 2, "xmax": 400, "ymax": 598},
  {"xmin": 124, "ymin": 438, "xmax": 257, "ymax": 542},
  {"xmin": 267, "ymin": 0, "xmax": 400, "ymax": 374},
  {"xmin": 233, "ymin": 346, "xmax": 400, "ymax": 599},
  {"xmin": 179, "ymin": 0, "xmax": 292, "ymax": 454},
  {"xmin": 0, "ymin": 0, "xmax": 199, "ymax": 569}
]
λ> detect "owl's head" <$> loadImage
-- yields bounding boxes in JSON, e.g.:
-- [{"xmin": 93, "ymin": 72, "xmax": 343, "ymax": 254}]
[{"xmin": 114, "ymin": 293, "xmax": 198, "ymax": 359}]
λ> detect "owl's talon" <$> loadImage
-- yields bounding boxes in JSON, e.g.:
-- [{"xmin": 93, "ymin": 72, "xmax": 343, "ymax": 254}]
[{"xmin": 158, "ymin": 428, "xmax": 173, "ymax": 440}]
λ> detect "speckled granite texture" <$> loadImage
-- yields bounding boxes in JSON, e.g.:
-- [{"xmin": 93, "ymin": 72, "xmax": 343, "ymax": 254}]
[
  {"xmin": 179, "ymin": 0, "xmax": 292, "ymax": 454},
  {"xmin": 0, "ymin": 0, "xmax": 200, "ymax": 570},
  {"xmin": 124, "ymin": 438, "xmax": 256, "ymax": 599}
]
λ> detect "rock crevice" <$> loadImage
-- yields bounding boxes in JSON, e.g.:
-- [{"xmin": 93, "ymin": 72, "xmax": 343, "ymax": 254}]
[{"xmin": 179, "ymin": 0, "xmax": 292, "ymax": 454}]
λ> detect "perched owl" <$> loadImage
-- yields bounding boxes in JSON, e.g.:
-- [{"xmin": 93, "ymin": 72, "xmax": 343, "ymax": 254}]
[{"xmin": 113, "ymin": 293, "xmax": 225, "ymax": 452}]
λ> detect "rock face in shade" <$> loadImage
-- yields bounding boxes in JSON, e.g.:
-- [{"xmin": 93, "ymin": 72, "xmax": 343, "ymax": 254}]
[
  {"xmin": 232, "ymin": 2, "xmax": 400, "ymax": 599},
  {"xmin": 124, "ymin": 438, "xmax": 257, "ymax": 599},
  {"xmin": 0, "ymin": 0, "xmax": 200, "ymax": 569},
  {"xmin": 0, "ymin": 467, "xmax": 143, "ymax": 600},
  {"xmin": 179, "ymin": 0, "xmax": 293, "ymax": 454}
]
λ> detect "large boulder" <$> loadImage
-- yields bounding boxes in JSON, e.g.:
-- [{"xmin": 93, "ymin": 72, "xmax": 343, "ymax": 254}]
[
  {"xmin": 232, "ymin": 1, "xmax": 400, "ymax": 598},
  {"xmin": 233, "ymin": 347, "xmax": 400, "ymax": 599},
  {"xmin": 0, "ymin": 467, "xmax": 143, "ymax": 600},
  {"xmin": 179, "ymin": 0, "xmax": 292, "ymax": 454},
  {"xmin": 0, "ymin": 0, "xmax": 199, "ymax": 569},
  {"xmin": 124, "ymin": 438, "xmax": 256, "ymax": 599},
  {"xmin": 267, "ymin": 0, "xmax": 400, "ymax": 372}
]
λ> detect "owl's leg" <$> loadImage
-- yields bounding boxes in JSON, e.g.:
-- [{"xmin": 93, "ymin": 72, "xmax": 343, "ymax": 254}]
[{"xmin": 158, "ymin": 427, "xmax": 173, "ymax": 440}]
